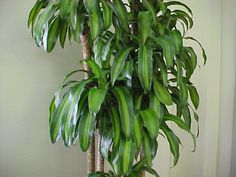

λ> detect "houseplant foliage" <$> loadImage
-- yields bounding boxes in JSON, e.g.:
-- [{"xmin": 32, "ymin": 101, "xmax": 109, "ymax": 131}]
[{"xmin": 28, "ymin": 0, "xmax": 207, "ymax": 176}]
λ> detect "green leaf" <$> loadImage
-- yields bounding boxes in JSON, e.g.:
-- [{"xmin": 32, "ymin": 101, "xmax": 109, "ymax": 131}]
[
  {"xmin": 50, "ymin": 93, "xmax": 70, "ymax": 143},
  {"xmin": 108, "ymin": 0, "xmax": 130, "ymax": 33},
  {"xmin": 173, "ymin": 10, "xmax": 193, "ymax": 29},
  {"xmin": 143, "ymin": 131, "xmax": 157, "ymax": 167},
  {"xmin": 79, "ymin": 109, "xmax": 96, "ymax": 151},
  {"xmin": 138, "ymin": 11, "xmax": 153, "ymax": 44},
  {"xmin": 93, "ymin": 37, "xmax": 105, "ymax": 67},
  {"xmin": 138, "ymin": 45, "xmax": 153, "ymax": 92},
  {"xmin": 86, "ymin": 59, "xmax": 106, "ymax": 85},
  {"xmin": 60, "ymin": 0, "xmax": 73, "ymax": 17},
  {"xmin": 88, "ymin": 87, "xmax": 107, "ymax": 113},
  {"xmin": 101, "ymin": 0, "xmax": 113, "ymax": 30},
  {"xmin": 100, "ymin": 116, "xmax": 113, "ymax": 160},
  {"xmin": 47, "ymin": 16, "xmax": 61, "ymax": 52},
  {"xmin": 28, "ymin": 0, "xmax": 45, "ymax": 28},
  {"xmin": 123, "ymin": 60, "xmax": 134, "ymax": 80},
  {"xmin": 33, "ymin": 1, "xmax": 58, "ymax": 47},
  {"xmin": 133, "ymin": 114, "xmax": 143, "ymax": 149},
  {"xmin": 87, "ymin": 172, "xmax": 109, "ymax": 177},
  {"xmin": 161, "ymin": 124, "xmax": 180, "ymax": 166},
  {"xmin": 59, "ymin": 20, "xmax": 68, "ymax": 48},
  {"xmin": 170, "ymin": 30, "xmax": 183, "ymax": 53},
  {"xmin": 143, "ymin": 167, "xmax": 160, "ymax": 177},
  {"xmin": 165, "ymin": 1, "xmax": 192, "ymax": 15},
  {"xmin": 156, "ymin": 55, "xmax": 168, "ymax": 86},
  {"xmin": 119, "ymin": 138, "xmax": 135, "ymax": 174},
  {"xmin": 108, "ymin": 107, "xmax": 121, "ymax": 147},
  {"xmin": 111, "ymin": 48, "xmax": 132, "ymax": 86},
  {"xmin": 142, "ymin": 0, "xmax": 157, "ymax": 25},
  {"xmin": 185, "ymin": 36, "xmax": 207, "ymax": 65},
  {"xmin": 112, "ymin": 87, "xmax": 134, "ymax": 139},
  {"xmin": 152, "ymin": 35, "xmax": 175, "ymax": 68},
  {"xmin": 182, "ymin": 106, "xmax": 191, "ymax": 129},
  {"xmin": 180, "ymin": 81, "xmax": 188, "ymax": 106},
  {"xmin": 184, "ymin": 47, "xmax": 197, "ymax": 71},
  {"xmin": 149, "ymin": 93, "xmax": 164, "ymax": 121},
  {"xmin": 163, "ymin": 114, "xmax": 189, "ymax": 131},
  {"xmin": 61, "ymin": 81, "xmax": 89, "ymax": 146},
  {"xmin": 153, "ymin": 77, "xmax": 172, "ymax": 105},
  {"xmin": 101, "ymin": 35, "xmax": 114, "ymax": 61},
  {"xmin": 140, "ymin": 108, "xmax": 159, "ymax": 139},
  {"xmin": 188, "ymin": 85, "xmax": 199, "ymax": 109},
  {"xmin": 89, "ymin": 9, "xmax": 103, "ymax": 40}
]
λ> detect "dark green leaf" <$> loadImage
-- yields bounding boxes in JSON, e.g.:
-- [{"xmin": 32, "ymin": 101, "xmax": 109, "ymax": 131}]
[
  {"xmin": 161, "ymin": 124, "xmax": 180, "ymax": 166},
  {"xmin": 163, "ymin": 113, "xmax": 189, "ymax": 131},
  {"xmin": 47, "ymin": 16, "xmax": 61, "ymax": 52},
  {"xmin": 111, "ymin": 48, "xmax": 132, "ymax": 86},
  {"xmin": 59, "ymin": 21, "xmax": 68, "ymax": 48},
  {"xmin": 79, "ymin": 110, "xmax": 96, "ymax": 151},
  {"xmin": 108, "ymin": 107, "xmax": 121, "ymax": 147},
  {"xmin": 188, "ymin": 85, "xmax": 199, "ymax": 109},
  {"xmin": 101, "ymin": 0, "xmax": 113, "ymax": 30}
]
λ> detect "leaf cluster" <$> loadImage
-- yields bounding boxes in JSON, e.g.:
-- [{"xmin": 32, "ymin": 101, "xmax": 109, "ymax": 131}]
[{"xmin": 28, "ymin": 0, "xmax": 207, "ymax": 176}]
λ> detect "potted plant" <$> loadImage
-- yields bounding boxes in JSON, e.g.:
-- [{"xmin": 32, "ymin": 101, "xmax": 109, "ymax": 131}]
[{"xmin": 28, "ymin": 0, "xmax": 206, "ymax": 176}]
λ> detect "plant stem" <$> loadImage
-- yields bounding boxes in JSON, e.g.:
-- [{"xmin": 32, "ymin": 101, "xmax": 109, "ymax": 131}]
[
  {"xmin": 96, "ymin": 129, "xmax": 105, "ymax": 172},
  {"xmin": 80, "ymin": 29, "xmax": 96, "ymax": 174}
]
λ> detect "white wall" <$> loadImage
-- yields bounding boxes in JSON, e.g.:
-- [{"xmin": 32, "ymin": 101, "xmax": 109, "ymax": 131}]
[{"xmin": 0, "ymin": 0, "xmax": 235, "ymax": 177}]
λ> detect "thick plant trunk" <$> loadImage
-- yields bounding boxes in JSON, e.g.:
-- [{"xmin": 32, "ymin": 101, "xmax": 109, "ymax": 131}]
[
  {"xmin": 96, "ymin": 130, "xmax": 105, "ymax": 172},
  {"xmin": 80, "ymin": 30, "xmax": 96, "ymax": 174}
]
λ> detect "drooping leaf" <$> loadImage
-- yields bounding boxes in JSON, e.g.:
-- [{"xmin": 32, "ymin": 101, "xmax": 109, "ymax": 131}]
[
  {"xmin": 163, "ymin": 113, "xmax": 189, "ymax": 131},
  {"xmin": 133, "ymin": 114, "xmax": 143, "ymax": 149},
  {"xmin": 188, "ymin": 85, "xmax": 199, "ymax": 109},
  {"xmin": 182, "ymin": 106, "xmax": 191, "ymax": 129},
  {"xmin": 100, "ymin": 116, "xmax": 113, "ymax": 160},
  {"xmin": 165, "ymin": 1, "xmax": 192, "ymax": 15},
  {"xmin": 161, "ymin": 124, "xmax": 180, "ymax": 166},
  {"xmin": 47, "ymin": 16, "xmax": 61, "ymax": 52},
  {"xmin": 108, "ymin": 0, "xmax": 130, "ymax": 33},
  {"xmin": 28, "ymin": 0, "xmax": 46, "ymax": 28},
  {"xmin": 101, "ymin": 0, "xmax": 113, "ymax": 30},
  {"xmin": 61, "ymin": 81, "xmax": 89, "ymax": 146},
  {"xmin": 142, "ymin": 0, "xmax": 157, "ymax": 25},
  {"xmin": 119, "ymin": 138, "xmax": 135, "ymax": 174},
  {"xmin": 88, "ymin": 87, "xmax": 107, "ymax": 113},
  {"xmin": 112, "ymin": 87, "xmax": 134, "ymax": 139},
  {"xmin": 138, "ymin": 45, "xmax": 153, "ymax": 92},
  {"xmin": 185, "ymin": 36, "xmax": 207, "ymax": 65},
  {"xmin": 138, "ymin": 11, "xmax": 153, "ymax": 44},
  {"xmin": 140, "ymin": 108, "xmax": 159, "ymax": 139},
  {"xmin": 111, "ymin": 48, "xmax": 132, "ymax": 86},
  {"xmin": 59, "ymin": 20, "xmax": 68, "ymax": 48},
  {"xmin": 153, "ymin": 77, "xmax": 172, "ymax": 105},
  {"xmin": 180, "ymin": 81, "xmax": 188, "ymax": 106},
  {"xmin": 170, "ymin": 30, "xmax": 183, "ymax": 53},
  {"xmin": 60, "ymin": 0, "xmax": 73, "ymax": 18},
  {"xmin": 152, "ymin": 35, "xmax": 175, "ymax": 68},
  {"xmin": 79, "ymin": 109, "xmax": 96, "ymax": 151},
  {"xmin": 108, "ymin": 107, "xmax": 121, "ymax": 147}
]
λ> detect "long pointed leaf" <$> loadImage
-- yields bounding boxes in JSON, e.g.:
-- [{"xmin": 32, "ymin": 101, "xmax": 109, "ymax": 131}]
[{"xmin": 112, "ymin": 87, "xmax": 134, "ymax": 139}]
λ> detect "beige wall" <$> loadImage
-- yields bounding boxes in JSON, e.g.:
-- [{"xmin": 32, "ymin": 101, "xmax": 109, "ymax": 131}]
[
  {"xmin": 0, "ymin": 0, "xmax": 235, "ymax": 177},
  {"xmin": 0, "ymin": 1, "xmax": 87, "ymax": 177}
]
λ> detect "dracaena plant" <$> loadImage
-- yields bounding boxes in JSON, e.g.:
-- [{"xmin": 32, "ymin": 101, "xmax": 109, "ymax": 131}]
[{"xmin": 28, "ymin": 0, "xmax": 207, "ymax": 177}]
